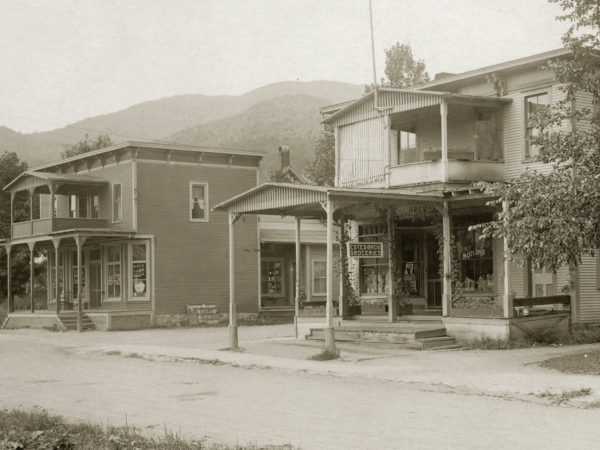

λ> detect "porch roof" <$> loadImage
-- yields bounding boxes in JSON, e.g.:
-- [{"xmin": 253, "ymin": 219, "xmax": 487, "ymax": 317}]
[
  {"xmin": 4, "ymin": 170, "xmax": 108, "ymax": 193},
  {"xmin": 1, "ymin": 228, "xmax": 136, "ymax": 248},
  {"xmin": 213, "ymin": 182, "xmax": 443, "ymax": 217},
  {"xmin": 321, "ymin": 88, "xmax": 512, "ymax": 127}
]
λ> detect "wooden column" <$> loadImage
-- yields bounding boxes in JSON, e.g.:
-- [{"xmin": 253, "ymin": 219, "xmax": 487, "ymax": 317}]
[
  {"xmin": 324, "ymin": 195, "xmax": 337, "ymax": 354},
  {"xmin": 9, "ymin": 192, "xmax": 14, "ymax": 238},
  {"xmin": 442, "ymin": 201, "xmax": 452, "ymax": 317},
  {"xmin": 338, "ymin": 211, "xmax": 346, "ymax": 319},
  {"xmin": 74, "ymin": 235, "xmax": 86, "ymax": 332},
  {"xmin": 228, "ymin": 213, "xmax": 239, "ymax": 350},
  {"xmin": 387, "ymin": 208, "xmax": 397, "ymax": 322},
  {"xmin": 502, "ymin": 201, "xmax": 514, "ymax": 318},
  {"xmin": 6, "ymin": 245, "xmax": 13, "ymax": 313},
  {"xmin": 52, "ymin": 238, "xmax": 61, "ymax": 314},
  {"xmin": 294, "ymin": 218, "xmax": 301, "ymax": 338},
  {"xmin": 28, "ymin": 242, "xmax": 35, "ymax": 313},
  {"xmin": 29, "ymin": 189, "xmax": 34, "ymax": 235},
  {"xmin": 440, "ymin": 100, "xmax": 449, "ymax": 183}
]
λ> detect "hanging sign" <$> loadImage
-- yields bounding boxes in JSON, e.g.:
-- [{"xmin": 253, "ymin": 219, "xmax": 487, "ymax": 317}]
[{"xmin": 347, "ymin": 242, "xmax": 383, "ymax": 258}]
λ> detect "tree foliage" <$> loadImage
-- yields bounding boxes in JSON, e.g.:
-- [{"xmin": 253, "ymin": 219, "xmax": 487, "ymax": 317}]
[
  {"xmin": 61, "ymin": 134, "xmax": 113, "ymax": 159},
  {"xmin": 381, "ymin": 42, "xmax": 430, "ymax": 88},
  {"xmin": 478, "ymin": 0, "xmax": 600, "ymax": 271},
  {"xmin": 304, "ymin": 131, "xmax": 335, "ymax": 186}
]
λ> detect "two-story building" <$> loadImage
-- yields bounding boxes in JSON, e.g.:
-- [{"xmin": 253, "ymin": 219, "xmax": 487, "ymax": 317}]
[
  {"xmin": 2, "ymin": 142, "xmax": 262, "ymax": 330},
  {"xmin": 216, "ymin": 48, "xmax": 599, "ymax": 344}
]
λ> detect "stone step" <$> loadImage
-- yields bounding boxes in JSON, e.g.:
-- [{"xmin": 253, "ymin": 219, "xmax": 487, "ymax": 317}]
[{"xmin": 416, "ymin": 336, "xmax": 459, "ymax": 350}]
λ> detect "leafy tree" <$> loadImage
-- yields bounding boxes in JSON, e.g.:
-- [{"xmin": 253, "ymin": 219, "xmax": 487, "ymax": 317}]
[
  {"xmin": 61, "ymin": 134, "xmax": 113, "ymax": 159},
  {"xmin": 381, "ymin": 42, "xmax": 430, "ymax": 88},
  {"xmin": 478, "ymin": 0, "xmax": 600, "ymax": 271},
  {"xmin": 304, "ymin": 131, "xmax": 335, "ymax": 186}
]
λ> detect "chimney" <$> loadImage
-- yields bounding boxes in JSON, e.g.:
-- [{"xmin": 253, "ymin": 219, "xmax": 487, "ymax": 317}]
[{"xmin": 279, "ymin": 145, "xmax": 290, "ymax": 170}]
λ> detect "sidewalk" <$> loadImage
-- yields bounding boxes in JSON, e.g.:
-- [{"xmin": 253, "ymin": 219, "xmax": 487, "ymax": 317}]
[{"xmin": 3, "ymin": 324, "xmax": 600, "ymax": 407}]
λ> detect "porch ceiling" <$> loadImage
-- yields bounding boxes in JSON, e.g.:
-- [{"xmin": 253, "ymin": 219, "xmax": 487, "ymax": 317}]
[{"xmin": 213, "ymin": 182, "xmax": 444, "ymax": 217}]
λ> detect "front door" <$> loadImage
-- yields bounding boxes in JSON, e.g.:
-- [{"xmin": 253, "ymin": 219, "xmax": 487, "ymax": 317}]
[{"xmin": 89, "ymin": 261, "xmax": 101, "ymax": 308}]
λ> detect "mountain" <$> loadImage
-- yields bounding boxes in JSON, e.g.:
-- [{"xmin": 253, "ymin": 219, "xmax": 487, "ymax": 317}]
[{"xmin": 0, "ymin": 80, "xmax": 363, "ymax": 168}]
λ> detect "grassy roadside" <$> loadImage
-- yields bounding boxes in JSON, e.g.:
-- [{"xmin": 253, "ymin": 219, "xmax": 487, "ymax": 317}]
[
  {"xmin": 0, "ymin": 408, "xmax": 295, "ymax": 450},
  {"xmin": 540, "ymin": 350, "xmax": 600, "ymax": 375}
]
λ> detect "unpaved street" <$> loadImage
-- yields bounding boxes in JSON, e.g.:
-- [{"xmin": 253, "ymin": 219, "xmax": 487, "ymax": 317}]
[{"xmin": 2, "ymin": 329, "xmax": 600, "ymax": 449}]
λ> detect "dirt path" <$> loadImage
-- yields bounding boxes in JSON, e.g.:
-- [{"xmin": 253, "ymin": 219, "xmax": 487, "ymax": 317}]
[{"xmin": 2, "ymin": 331, "xmax": 600, "ymax": 449}]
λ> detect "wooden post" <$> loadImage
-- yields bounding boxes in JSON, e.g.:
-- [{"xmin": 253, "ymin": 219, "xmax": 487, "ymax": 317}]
[
  {"xmin": 338, "ymin": 211, "xmax": 346, "ymax": 319},
  {"xmin": 52, "ymin": 238, "xmax": 61, "ymax": 314},
  {"xmin": 294, "ymin": 218, "xmax": 301, "ymax": 338},
  {"xmin": 9, "ymin": 192, "xmax": 14, "ymax": 238},
  {"xmin": 387, "ymin": 208, "xmax": 397, "ymax": 322},
  {"xmin": 442, "ymin": 201, "xmax": 452, "ymax": 317},
  {"xmin": 29, "ymin": 189, "xmax": 34, "ymax": 235},
  {"xmin": 28, "ymin": 242, "xmax": 35, "ymax": 313},
  {"xmin": 6, "ymin": 245, "xmax": 13, "ymax": 313},
  {"xmin": 74, "ymin": 235, "xmax": 86, "ymax": 332},
  {"xmin": 324, "ymin": 195, "xmax": 337, "ymax": 355},
  {"xmin": 440, "ymin": 100, "xmax": 449, "ymax": 183},
  {"xmin": 502, "ymin": 201, "xmax": 514, "ymax": 318},
  {"xmin": 229, "ymin": 213, "xmax": 238, "ymax": 350}
]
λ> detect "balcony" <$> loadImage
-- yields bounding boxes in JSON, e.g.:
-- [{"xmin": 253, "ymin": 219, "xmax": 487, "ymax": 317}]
[{"xmin": 12, "ymin": 217, "xmax": 109, "ymax": 239}]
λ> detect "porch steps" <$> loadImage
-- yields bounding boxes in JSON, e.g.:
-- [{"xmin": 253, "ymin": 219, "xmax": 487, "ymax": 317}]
[
  {"xmin": 57, "ymin": 313, "xmax": 95, "ymax": 331},
  {"xmin": 306, "ymin": 322, "xmax": 459, "ymax": 350}
]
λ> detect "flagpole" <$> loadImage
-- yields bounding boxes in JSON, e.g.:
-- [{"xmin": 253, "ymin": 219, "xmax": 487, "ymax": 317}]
[{"xmin": 369, "ymin": 0, "xmax": 378, "ymax": 109}]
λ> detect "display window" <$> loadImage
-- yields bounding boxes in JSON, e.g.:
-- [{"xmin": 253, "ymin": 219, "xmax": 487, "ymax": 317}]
[
  {"xmin": 453, "ymin": 215, "xmax": 494, "ymax": 293},
  {"xmin": 130, "ymin": 242, "xmax": 149, "ymax": 300},
  {"xmin": 261, "ymin": 258, "xmax": 285, "ymax": 296},
  {"xmin": 106, "ymin": 244, "xmax": 122, "ymax": 300},
  {"xmin": 358, "ymin": 223, "xmax": 389, "ymax": 295}
]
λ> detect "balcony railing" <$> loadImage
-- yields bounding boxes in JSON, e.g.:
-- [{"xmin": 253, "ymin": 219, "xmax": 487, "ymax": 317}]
[
  {"xmin": 12, "ymin": 217, "xmax": 109, "ymax": 239},
  {"xmin": 388, "ymin": 159, "xmax": 504, "ymax": 187}
]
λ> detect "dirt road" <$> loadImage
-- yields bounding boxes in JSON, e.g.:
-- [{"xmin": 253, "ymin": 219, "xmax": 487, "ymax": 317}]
[{"xmin": 1, "ymin": 330, "xmax": 600, "ymax": 449}]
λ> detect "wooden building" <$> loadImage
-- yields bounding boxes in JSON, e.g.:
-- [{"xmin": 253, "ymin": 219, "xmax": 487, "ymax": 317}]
[
  {"xmin": 216, "ymin": 48, "xmax": 598, "ymax": 344},
  {"xmin": 2, "ymin": 142, "xmax": 262, "ymax": 330}
]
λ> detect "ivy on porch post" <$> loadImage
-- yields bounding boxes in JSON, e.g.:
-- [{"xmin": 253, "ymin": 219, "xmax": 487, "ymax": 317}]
[
  {"xmin": 502, "ymin": 201, "xmax": 514, "ymax": 318},
  {"xmin": 324, "ymin": 194, "xmax": 337, "ymax": 355},
  {"xmin": 294, "ymin": 217, "xmax": 301, "ymax": 338},
  {"xmin": 52, "ymin": 238, "xmax": 61, "ymax": 314},
  {"xmin": 387, "ymin": 208, "xmax": 397, "ymax": 322},
  {"xmin": 74, "ymin": 235, "xmax": 87, "ymax": 332},
  {"xmin": 442, "ymin": 201, "xmax": 452, "ymax": 317},
  {"xmin": 28, "ymin": 242, "xmax": 35, "ymax": 313}
]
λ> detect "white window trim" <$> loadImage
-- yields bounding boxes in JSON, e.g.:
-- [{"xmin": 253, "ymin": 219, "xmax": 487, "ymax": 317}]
[
  {"xmin": 112, "ymin": 182, "xmax": 123, "ymax": 223},
  {"xmin": 523, "ymin": 89, "xmax": 551, "ymax": 161},
  {"xmin": 261, "ymin": 257, "xmax": 286, "ymax": 298},
  {"xmin": 189, "ymin": 181, "xmax": 209, "ymax": 222},
  {"xmin": 311, "ymin": 259, "xmax": 327, "ymax": 297},
  {"xmin": 129, "ymin": 241, "xmax": 150, "ymax": 302},
  {"xmin": 104, "ymin": 244, "xmax": 123, "ymax": 302}
]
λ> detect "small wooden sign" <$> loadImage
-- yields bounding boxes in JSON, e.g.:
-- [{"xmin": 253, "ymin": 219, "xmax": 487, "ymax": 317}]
[{"xmin": 348, "ymin": 242, "xmax": 383, "ymax": 258}]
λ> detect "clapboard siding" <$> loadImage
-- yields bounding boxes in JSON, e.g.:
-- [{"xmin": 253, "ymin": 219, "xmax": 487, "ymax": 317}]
[
  {"xmin": 577, "ymin": 255, "xmax": 600, "ymax": 323},
  {"xmin": 338, "ymin": 118, "xmax": 386, "ymax": 187},
  {"xmin": 136, "ymin": 161, "xmax": 258, "ymax": 315},
  {"xmin": 575, "ymin": 90, "xmax": 595, "ymax": 132}
]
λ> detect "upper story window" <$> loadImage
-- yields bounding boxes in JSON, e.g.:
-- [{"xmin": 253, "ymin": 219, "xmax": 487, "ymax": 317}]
[
  {"xmin": 525, "ymin": 92, "xmax": 550, "ymax": 159},
  {"xmin": 397, "ymin": 128, "xmax": 417, "ymax": 165},
  {"xmin": 190, "ymin": 182, "xmax": 209, "ymax": 222},
  {"xmin": 112, "ymin": 182, "xmax": 122, "ymax": 223}
]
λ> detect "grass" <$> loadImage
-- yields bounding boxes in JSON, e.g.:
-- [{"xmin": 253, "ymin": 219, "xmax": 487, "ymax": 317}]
[
  {"xmin": 0, "ymin": 408, "xmax": 296, "ymax": 449},
  {"xmin": 307, "ymin": 350, "xmax": 339, "ymax": 361},
  {"xmin": 541, "ymin": 350, "xmax": 600, "ymax": 375},
  {"xmin": 464, "ymin": 327, "xmax": 600, "ymax": 351}
]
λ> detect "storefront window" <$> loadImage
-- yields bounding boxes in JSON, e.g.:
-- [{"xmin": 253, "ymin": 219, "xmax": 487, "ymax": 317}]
[
  {"xmin": 261, "ymin": 259, "xmax": 284, "ymax": 296},
  {"xmin": 359, "ymin": 223, "xmax": 389, "ymax": 295},
  {"xmin": 131, "ymin": 242, "xmax": 149, "ymax": 299},
  {"xmin": 106, "ymin": 245, "xmax": 121, "ymax": 300},
  {"xmin": 454, "ymin": 215, "xmax": 494, "ymax": 293}
]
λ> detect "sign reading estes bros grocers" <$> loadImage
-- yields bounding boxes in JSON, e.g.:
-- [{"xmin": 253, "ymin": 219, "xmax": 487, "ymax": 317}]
[{"xmin": 347, "ymin": 242, "xmax": 383, "ymax": 258}]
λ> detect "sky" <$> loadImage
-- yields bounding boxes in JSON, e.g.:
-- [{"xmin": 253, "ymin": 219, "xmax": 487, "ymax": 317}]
[{"xmin": 0, "ymin": 0, "xmax": 568, "ymax": 133}]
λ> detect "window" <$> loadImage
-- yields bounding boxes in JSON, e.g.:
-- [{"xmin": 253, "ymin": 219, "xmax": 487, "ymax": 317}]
[
  {"xmin": 525, "ymin": 92, "xmax": 550, "ymax": 159},
  {"xmin": 106, "ymin": 245, "xmax": 121, "ymax": 300},
  {"xmin": 69, "ymin": 195, "xmax": 77, "ymax": 218},
  {"xmin": 261, "ymin": 259, "xmax": 284, "ymax": 296},
  {"xmin": 91, "ymin": 195, "xmax": 100, "ymax": 219},
  {"xmin": 312, "ymin": 260, "xmax": 327, "ymax": 296},
  {"xmin": 71, "ymin": 250, "xmax": 86, "ymax": 300},
  {"xmin": 453, "ymin": 215, "xmax": 494, "ymax": 293},
  {"xmin": 130, "ymin": 242, "xmax": 149, "ymax": 300},
  {"xmin": 397, "ymin": 128, "xmax": 418, "ymax": 165},
  {"xmin": 358, "ymin": 223, "xmax": 389, "ymax": 295},
  {"xmin": 112, "ymin": 182, "xmax": 122, "ymax": 223},
  {"xmin": 190, "ymin": 182, "xmax": 208, "ymax": 222},
  {"xmin": 527, "ymin": 259, "xmax": 556, "ymax": 297}
]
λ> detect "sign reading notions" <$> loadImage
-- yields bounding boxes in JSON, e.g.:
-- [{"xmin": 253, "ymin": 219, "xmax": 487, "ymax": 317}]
[{"xmin": 347, "ymin": 242, "xmax": 383, "ymax": 258}]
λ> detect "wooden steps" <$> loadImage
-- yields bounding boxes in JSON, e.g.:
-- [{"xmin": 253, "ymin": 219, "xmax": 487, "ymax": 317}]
[{"xmin": 58, "ymin": 313, "xmax": 95, "ymax": 331}]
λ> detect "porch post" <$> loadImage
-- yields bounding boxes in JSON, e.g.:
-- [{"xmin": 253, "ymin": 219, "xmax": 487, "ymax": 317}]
[
  {"xmin": 29, "ymin": 189, "xmax": 34, "ymax": 235},
  {"xmin": 338, "ymin": 210, "xmax": 346, "ymax": 319},
  {"xmin": 228, "ymin": 213, "xmax": 238, "ymax": 350},
  {"xmin": 52, "ymin": 238, "xmax": 61, "ymax": 314},
  {"xmin": 387, "ymin": 208, "xmax": 397, "ymax": 322},
  {"xmin": 6, "ymin": 245, "xmax": 13, "ymax": 313},
  {"xmin": 9, "ymin": 192, "xmax": 14, "ymax": 238},
  {"xmin": 294, "ymin": 218, "xmax": 301, "ymax": 338},
  {"xmin": 440, "ymin": 100, "xmax": 449, "ymax": 183},
  {"xmin": 442, "ymin": 201, "xmax": 452, "ymax": 317},
  {"xmin": 502, "ymin": 201, "xmax": 514, "ymax": 318},
  {"xmin": 28, "ymin": 242, "xmax": 35, "ymax": 313},
  {"xmin": 324, "ymin": 195, "xmax": 337, "ymax": 354},
  {"xmin": 75, "ymin": 235, "xmax": 86, "ymax": 332}
]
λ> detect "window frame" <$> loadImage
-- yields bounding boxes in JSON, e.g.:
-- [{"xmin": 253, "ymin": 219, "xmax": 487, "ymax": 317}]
[
  {"xmin": 357, "ymin": 222, "xmax": 389, "ymax": 296},
  {"xmin": 112, "ymin": 182, "xmax": 123, "ymax": 223},
  {"xmin": 104, "ymin": 244, "xmax": 122, "ymax": 302},
  {"xmin": 524, "ymin": 90, "xmax": 550, "ymax": 161},
  {"xmin": 261, "ymin": 257, "xmax": 286, "ymax": 298},
  {"xmin": 311, "ymin": 260, "xmax": 327, "ymax": 297},
  {"xmin": 129, "ymin": 241, "xmax": 150, "ymax": 302},
  {"xmin": 189, "ymin": 181, "xmax": 209, "ymax": 223}
]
